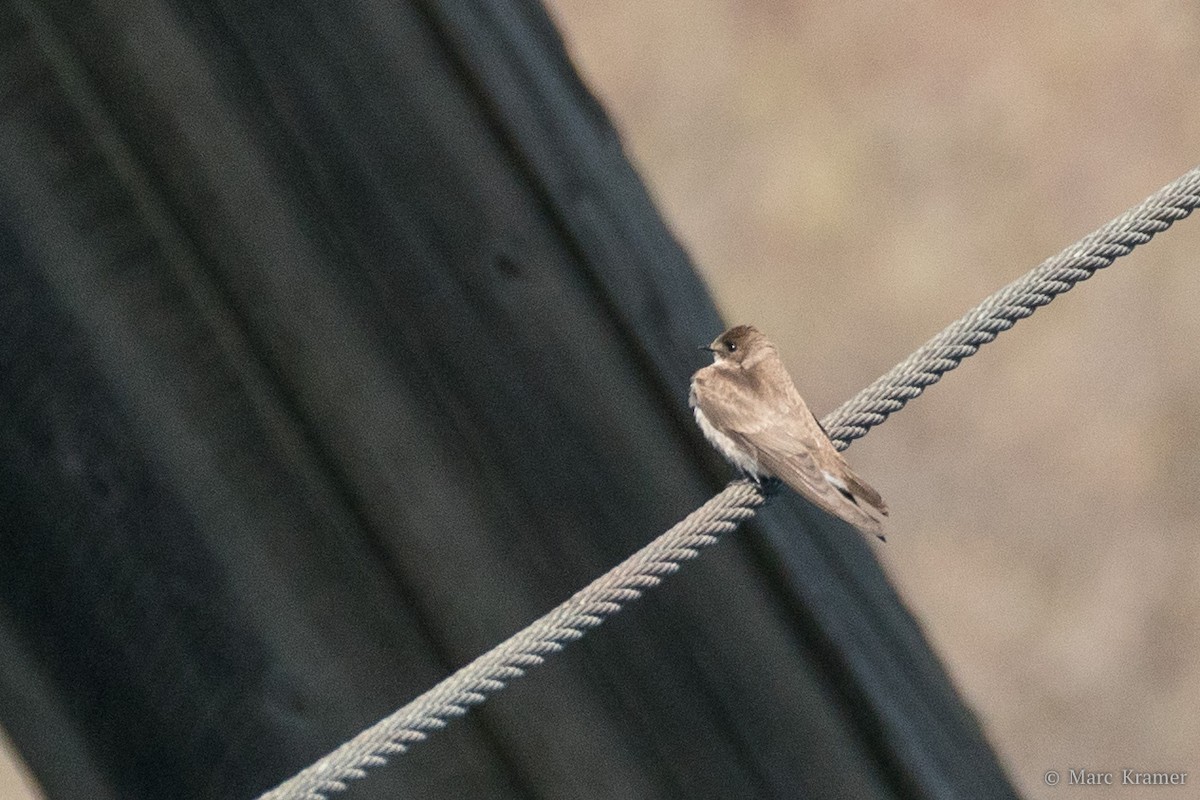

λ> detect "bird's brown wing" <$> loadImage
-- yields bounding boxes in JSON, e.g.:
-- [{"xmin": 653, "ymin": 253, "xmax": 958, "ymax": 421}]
[
  {"xmin": 693, "ymin": 365, "xmax": 886, "ymax": 537},
  {"xmin": 690, "ymin": 360, "xmax": 794, "ymax": 428},
  {"xmin": 736, "ymin": 422, "xmax": 886, "ymax": 538}
]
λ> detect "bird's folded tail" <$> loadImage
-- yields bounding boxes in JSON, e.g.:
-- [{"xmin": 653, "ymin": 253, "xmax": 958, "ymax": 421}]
[
  {"xmin": 823, "ymin": 466, "xmax": 889, "ymax": 541},
  {"xmin": 840, "ymin": 465, "xmax": 889, "ymax": 516}
]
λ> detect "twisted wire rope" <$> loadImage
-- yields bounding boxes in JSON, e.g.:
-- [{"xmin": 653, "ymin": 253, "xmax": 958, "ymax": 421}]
[{"xmin": 259, "ymin": 166, "xmax": 1200, "ymax": 799}]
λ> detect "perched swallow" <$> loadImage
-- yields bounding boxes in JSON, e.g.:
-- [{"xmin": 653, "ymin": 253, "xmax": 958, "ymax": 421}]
[{"xmin": 690, "ymin": 325, "xmax": 888, "ymax": 539}]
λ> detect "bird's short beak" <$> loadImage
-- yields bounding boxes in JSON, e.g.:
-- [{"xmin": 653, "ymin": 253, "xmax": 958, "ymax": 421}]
[{"xmin": 698, "ymin": 345, "xmax": 716, "ymax": 353}]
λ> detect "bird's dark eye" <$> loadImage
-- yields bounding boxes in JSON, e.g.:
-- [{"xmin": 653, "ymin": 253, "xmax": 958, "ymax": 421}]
[{"xmin": 725, "ymin": 341, "xmax": 737, "ymax": 352}]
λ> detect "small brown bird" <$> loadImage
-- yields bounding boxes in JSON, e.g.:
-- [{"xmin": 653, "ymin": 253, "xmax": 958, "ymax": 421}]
[{"xmin": 690, "ymin": 325, "xmax": 889, "ymax": 539}]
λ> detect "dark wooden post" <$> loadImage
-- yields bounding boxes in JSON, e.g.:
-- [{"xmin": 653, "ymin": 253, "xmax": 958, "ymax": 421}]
[{"xmin": 0, "ymin": 0, "xmax": 1016, "ymax": 797}]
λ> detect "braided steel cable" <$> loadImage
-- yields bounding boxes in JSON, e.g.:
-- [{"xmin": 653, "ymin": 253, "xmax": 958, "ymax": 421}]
[
  {"xmin": 258, "ymin": 166, "xmax": 1200, "ymax": 799},
  {"xmin": 823, "ymin": 167, "xmax": 1200, "ymax": 448},
  {"xmin": 259, "ymin": 481, "xmax": 769, "ymax": 800}
]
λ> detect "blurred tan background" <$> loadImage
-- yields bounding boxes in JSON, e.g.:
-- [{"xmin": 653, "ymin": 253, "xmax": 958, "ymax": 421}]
[
  {"xmin": 541, "ymin": 0, "xmax": 1200, "ymax": 797},
  {"xmin": 3, "ymin": 1, "xmax": 1198, "ymax": 798},
  {"xmin": 0, "ymin": 727, "xmax": 38, "ymax": 800}
]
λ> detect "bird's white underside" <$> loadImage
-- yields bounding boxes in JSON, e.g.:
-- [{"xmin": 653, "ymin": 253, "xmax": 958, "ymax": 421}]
[{"xmin": 693, "ymin": 406, "xmax": 765, "ymax": 476}]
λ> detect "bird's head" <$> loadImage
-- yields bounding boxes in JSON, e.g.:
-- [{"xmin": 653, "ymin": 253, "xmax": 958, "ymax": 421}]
[{"xmin": 701, "ymin": 325, "xmax": 772, "ymax": 368}]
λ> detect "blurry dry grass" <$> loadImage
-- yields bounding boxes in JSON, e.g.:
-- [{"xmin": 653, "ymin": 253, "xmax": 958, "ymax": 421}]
[{"xmin": 544, "ymin": 0, "xmax": 1200, "ymax": 796}]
